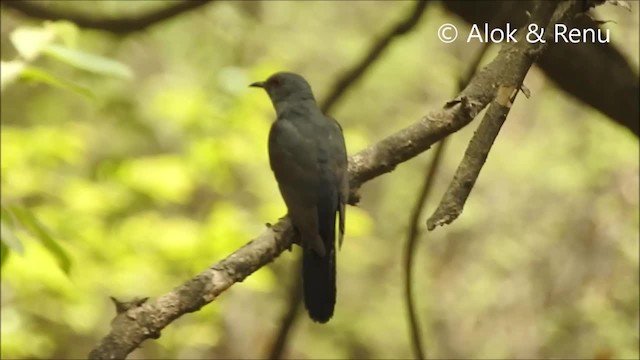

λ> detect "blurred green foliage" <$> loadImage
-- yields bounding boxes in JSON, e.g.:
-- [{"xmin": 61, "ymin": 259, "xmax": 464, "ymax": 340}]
[
  {"xmin": 1, "ymin": 20, "xmax": 131, "ymax": 97},
  {"xmin": 1, "ymin": 2, "xmax": 638, "ymax": 359}
]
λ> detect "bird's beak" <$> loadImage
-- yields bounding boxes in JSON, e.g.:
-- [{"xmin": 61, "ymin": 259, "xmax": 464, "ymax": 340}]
[{"xmin": 249, "ymin": 81, "xmax": 265, "ymax": 88}]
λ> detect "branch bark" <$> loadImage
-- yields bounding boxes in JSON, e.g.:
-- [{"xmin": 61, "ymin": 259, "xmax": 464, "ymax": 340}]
[
  {"xmin": 2, "ymin": 0, "xmax": 213, "ymax": 34},
  {"xmin": 88, "ymin": 1, "xmax": 591, "ymax": 358}
]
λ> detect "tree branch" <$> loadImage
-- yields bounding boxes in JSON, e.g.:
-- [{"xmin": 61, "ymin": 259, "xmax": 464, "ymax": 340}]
[
  {"xmin": 2, "ymin": 0, "xmax": 213, "ymax": 34},
  {"xmin": 404, "ymin": 140, "xmax": 446, "ymax": 360},
  {"xmin": 88, "ymin": 2, "xmax": 590, "ymax": 358}
]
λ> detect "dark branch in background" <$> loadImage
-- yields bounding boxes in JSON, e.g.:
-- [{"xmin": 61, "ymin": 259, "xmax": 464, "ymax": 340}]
[
  {"xmin": 266, "ymin": 258, "xmax": 302, "ymax": 360},
  {"xmin": 266, "ymin": 2, "xmax": 431, "ymax": 358},
  {"xmin": 403, "ymin": 141, "xmax": 446, "ymax": 360},
  {"xmin": 1, "ymin": 0, "xmax": 213, "ymax": 34},
  {"xmin": 320, "ymin": 0, "xmax": 429, "ymax": 113},
  {"xmin": 442, "ymin": 0, "xmax": 639, "ymax": 137},
  {"xmin": 88, "ymin": 2, "xmax": 591, "ymax": 358},
  {"xmin": 403, "ymin": 38, "xmax": 491, "ymax": 360}
]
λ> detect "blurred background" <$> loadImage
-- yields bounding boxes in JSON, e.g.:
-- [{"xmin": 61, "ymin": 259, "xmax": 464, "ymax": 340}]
[{"xmin": 1, "ymin": 1, "xmax": 638, "ymax": 359}]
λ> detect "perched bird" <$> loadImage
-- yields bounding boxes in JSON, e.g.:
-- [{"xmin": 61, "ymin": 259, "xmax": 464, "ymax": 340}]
[{"xmin": 251, "ymin": 72, "xmax": 348, "ymax": 323}]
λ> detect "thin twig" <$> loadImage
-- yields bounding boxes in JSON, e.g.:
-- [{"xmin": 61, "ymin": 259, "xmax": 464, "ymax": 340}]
[{"xmin": 403, "ymin": 140, "xmax": 446, "ymax": 360}]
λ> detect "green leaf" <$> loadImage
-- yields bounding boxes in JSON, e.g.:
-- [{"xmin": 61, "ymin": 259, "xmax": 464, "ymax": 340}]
[
  {"xmin": 0, "ymin": 242, "xmax": 10, "ymax": 271},
  {"xmin": 9, "ymin": 206, "xmax": 72, "ymax": 275},
  {"xmin": 44, "ymin": 20, "xmax": 79, "ymax": 47},
  {"xmin": 43, "ymin": 44, "xmax": 133, "ymax": 79},
  {"xmin": 19, "ymin": 66, "xmax": 94, "ymax": 98},
  {"xmin": 0, "ymin": 207, "xmax": 23, "ymax": 271},
  {"xmin": 9, "ymin": 25, "xmax": 57, "ymax": 61},
  {"xmin": 1, "ymin": 217, "xmax": 25, "ymax": 254},
  {"xmin": 0, "ymin": 60, "xmax": 26, "ymax": 90}
]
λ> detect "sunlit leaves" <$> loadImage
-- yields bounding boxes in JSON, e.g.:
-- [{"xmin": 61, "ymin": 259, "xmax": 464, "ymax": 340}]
[
  {"xmin": 1, "ymin": 126, "xmax": 86, "ymax": 195},
  {"xmin": 61, "ymin": 179, "xmax": 133, "ymax": 216},
  {"xmin": 0, "ymin": 206, "xmax": 71, "ymax": 275},
  {"xmin": 1, "ymin": 211, "xmax": 24, "ymax": 255},
  {"xmin": 0, "ymin": 61, "xmax": 26, "ymax": 90},
  {"xmin": 19, "ymin": 66, "xmax": 93, "ymax": 98},
  {"xmin": 113, "ymin": 211, "xmax": 201, "ymax": 264},
  {"xmin": 2, "ymin": 21, "xmax": 132, "ymax": 96},
  {"xmin": 1, "ymin": 124, "xmax": 84, "ymax": 275},
  {"xmin": 144, "ymin": 80, "xmax": 217, "ymax": 130},
  {"xmin": 43, "ymin": 45, "xmax": 133, "ymax": 79},
  {"xmin": 9, "ymin": 25, "xmax": 56, "ymax": 61},
  {"xmin": 1, "ymin": 214, "xmax": 23, "ymax": 269},
  {"xmin": 116, "ymin": 155, "xmax": 194, "ymax": 203},
  {"xmin": 9, "ymin": 206, "xmax": 71, "ymax": 274}
]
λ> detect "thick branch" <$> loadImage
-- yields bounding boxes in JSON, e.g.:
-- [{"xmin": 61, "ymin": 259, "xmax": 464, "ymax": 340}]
[
  {"xmin": 2, "ymin": 0, "xmax": 213, "ymax": 34},
  {"xmin": 88, "ymin": 2, "xmax": 589, "ymax": 358}
]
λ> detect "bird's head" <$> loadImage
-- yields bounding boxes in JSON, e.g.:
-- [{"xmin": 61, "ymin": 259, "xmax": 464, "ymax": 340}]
[{"xmin": 250, "ymin": 72, "xmax": 315, "ymax": 103}]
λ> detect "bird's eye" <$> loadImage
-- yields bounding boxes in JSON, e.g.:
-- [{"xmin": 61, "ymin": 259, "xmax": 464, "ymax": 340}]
[{"xmin": 268, "ymin": 76, "xmax": 281, "ymax": 87}]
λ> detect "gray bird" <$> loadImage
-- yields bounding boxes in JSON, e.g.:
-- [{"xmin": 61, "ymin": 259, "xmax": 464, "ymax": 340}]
[{"xmin": 251, "ymin": 72, "xmax": 348, "ymax": 323}]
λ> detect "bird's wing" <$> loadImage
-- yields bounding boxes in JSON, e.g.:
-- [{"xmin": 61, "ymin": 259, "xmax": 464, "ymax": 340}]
[
  {"xmin": 269, "ymin": 118, "xmax": 326, "ymax": 255},
  {"xmin": 328, "ymin": 117, "xmax": 349, "ymax": 249},
  {"xmin": 268, "ymin": 118, "xmax": 319, "ymax": 199}
]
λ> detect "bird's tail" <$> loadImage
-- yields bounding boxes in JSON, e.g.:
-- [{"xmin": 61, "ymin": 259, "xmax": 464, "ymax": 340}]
[
  {"xmin": 302, "ymin": 191, "xmax": 337, "ymax": 323},
  {"xmin": 302, "ymin": 245, "xmax": 336, "ymax": 323}
]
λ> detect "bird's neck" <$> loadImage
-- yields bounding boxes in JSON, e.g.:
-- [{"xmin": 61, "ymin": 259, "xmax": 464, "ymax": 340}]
[{"xmin": 273, "ymin": 97, "xmax": 317, "ymax": 118}]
